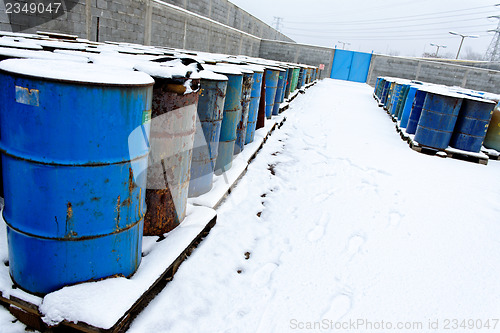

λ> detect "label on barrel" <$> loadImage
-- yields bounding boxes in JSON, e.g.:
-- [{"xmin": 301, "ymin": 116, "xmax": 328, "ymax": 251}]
[
  {"xmin": 15, "ymin": 86, "xmax": 39, "ymax": 107},
  {"xmin": 142, "ymin": 109, "xmax": 152, "ymax": 124}
]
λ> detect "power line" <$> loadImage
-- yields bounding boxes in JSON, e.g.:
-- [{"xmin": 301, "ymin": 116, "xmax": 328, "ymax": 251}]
[
  {"xmin": 283, "ymin": 19, "xmax": 494, "ymax": 34},
  {"xmin": 284, "ymin": 5, "xmax": 496, "ymax": 25}
]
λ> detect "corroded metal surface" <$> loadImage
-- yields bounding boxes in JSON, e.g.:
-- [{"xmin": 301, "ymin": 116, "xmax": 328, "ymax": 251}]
[
  {"xmin": 245, "ymin": 71, "xmax": 264, "ymax": 144},
  {"xmin": 214, "ymin": 73, "xmax": 243, "ymax": 174},
  {"xmin": 234, "ymin": 72, "xmax": 253, "ymax": 154},
  {"xmin": 188, "ymin": 78, "xmax": 227, "ymax": 197},
  {"xmin": 484, "ymin": 103, "xmax": 500, "ymax": 151},
  {"xmin": 256, "ymin": 70, "xmax": 267, "ymax": 130},
  {"xmin": 144, "ymin": 77, "xmax": 200, "ymax": 236},
  {"xmin": 0, "ymin": 69, "xmax": 152, "ymax": 294}
]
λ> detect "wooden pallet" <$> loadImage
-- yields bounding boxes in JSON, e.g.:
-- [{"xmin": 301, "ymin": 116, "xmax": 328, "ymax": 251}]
[
  {"xmin": 481, "ymin": 147, "xmax": 500, "ymax": 161},
  {"xmin": 409, "ymin": 140, "xmax": 489, "ymax": 165},
  {"xmin": 1, "ymin": 213, "xmax": 217, "ymax": 333}
]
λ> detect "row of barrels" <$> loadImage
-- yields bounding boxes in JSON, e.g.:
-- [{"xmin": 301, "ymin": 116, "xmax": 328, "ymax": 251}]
[
  {"xmin": 373, "ymin": 77, "xmax": 500, "ymax": 153},
  {"xmin": 0, "ymin": 31, "xmax": 319, "ymax": 294}
]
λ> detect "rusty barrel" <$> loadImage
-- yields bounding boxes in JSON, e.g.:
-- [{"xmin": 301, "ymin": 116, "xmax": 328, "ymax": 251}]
[
  {"xmin": 244, "ymin": 65, "xmax": 264, "ymax": 144},
  {"xmin": 256, "ymin": 69, "xmax": 267, "ymax": 130},
  {"xmin": 135, "ymin": 62, "xmax": 200, "ymax": 235},
  {"xmin": 484, "ymin": 102, "xmax": 500, "ymax": 151},
  {"xmin": 234, "ymin": 68, "xmax": 254, "ymax": 154},
  {"xmin": 0, "ymin": 59, "xmax": 153, "ymax": 294},
  {"xmin": 414, "ymin": 88, "xmax": 463, "ymax": 149},
  {"xmin": 449, "ymin": 96, "xmax": 496, "ymax": 153},
  {"xmin": 210, "ymin": 65, "xmax": 243, "ymax": 174},
  {"xmin": 188, "ymin": 69, "xmax": 228, "ymax": 197}
]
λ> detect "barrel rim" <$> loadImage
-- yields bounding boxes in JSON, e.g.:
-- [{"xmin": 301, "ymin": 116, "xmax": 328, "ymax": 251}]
[{"xmin": 0, "ymin": 59, "xmax": 155, "ymax": 87}]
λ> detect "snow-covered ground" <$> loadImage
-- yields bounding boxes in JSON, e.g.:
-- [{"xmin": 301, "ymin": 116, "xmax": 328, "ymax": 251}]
[{"xmin": 2, "ymin": 79, "xmax": 500, "ymax": 332}]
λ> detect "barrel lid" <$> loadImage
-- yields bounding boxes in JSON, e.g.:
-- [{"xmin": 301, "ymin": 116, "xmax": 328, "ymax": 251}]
[
  {"xmin": 37, "ymin": 31, "xmax": 79, "ymax": 40},
  {"xmin": 0, "ymin": 47, "xmax": 90, "ymax": 62},
  {"xmin": 203, "ymin": 64, "xmax": 242, "ymax": 75},
  {"xmin": 0, "ymin": 37, "xmax": 43, "ymax": 50},
  {"xmin": 418, "ymin": 85, "xmax": 464, "ymax": 99},
  {"xmin": 0, "ymin": 58, "xmax": 154, "ymax": 86},
  {"xmin": 461, "ymin": 94, "xmax": 497, "ymax": 104},
  {"xmin": 217, "ymin": 63, "xmax": 254, "ymax": 74},
  {"xmin": 133, "ymin": 59, "xmax": 201, "ymax": 80},
  {"xmin": 35, "ymin": 40, "xmax": 87, "ymax": 51},
  {"xmin": 198, "ymin": 70, "xmax": 228, "ymax": 81},
  {"xmin": 238, "ymin": 64, "xmax": 265, "ymax": 73}
]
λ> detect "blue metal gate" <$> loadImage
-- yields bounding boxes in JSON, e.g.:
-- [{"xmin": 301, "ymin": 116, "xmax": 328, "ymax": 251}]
[{"xmin": 330, "ymin": 49, "xmax": 372, "ymax": 83}]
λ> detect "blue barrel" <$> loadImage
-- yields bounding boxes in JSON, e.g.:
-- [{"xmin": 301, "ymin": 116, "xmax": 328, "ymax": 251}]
[
  {"xmin": 406, "ymin": 89, "xmax": 428, "ymax": 134},
  {"xmin": 211, "ymin": 66, "xmax": 243, "ymax": 174},
  {"xmin": 298, "ymin": 67, "xmax": 307, "ymax": 88},
  {"xmin": 188, "ymin": 71, "xmax": 228, "ymax": 197},
  {"xmin": 379, "ymin": 80, "xmax": 391, "ymax": 106},
  {"xmin": 245, "ymin": 67, "xmax": 264, "ymax": 144},
  {"xmin": 414, "ymin": 89, "xmax": 463, "ymax": 149},
  {"xmin": 400, "ymin": 86, "xmax": 418, "ymax": 129},
  {"xmin": 264, "ymin": 67, "xmax": 279, "ymax": 119},
  {"xmin": 374, "ymin": 77, "xmax": 382, "ymax": 98},
  {"xmin": 384, "ymin": 81, "xmax": 395, "ymax": 111},
  {"xmin": 272, "ymin": 68, "xmax": 286, "ymax": 116},
  {"xmin": 449, "ymin": 97, "xmax": 496, "ymax": 152},
  {"xmin": 235, "ymin": 70, "xmax": 254, "ymax": 154},
  {"xmin": 389, "ymin": 83, "xmax": 403, "ymax": 115},
  {"xmin": 395, "ymin": 84, "xmax": 410, "ymax": 120},
  {"xmin": 0, "ymin": 59, "xmax": 153, "ymax": 294}
]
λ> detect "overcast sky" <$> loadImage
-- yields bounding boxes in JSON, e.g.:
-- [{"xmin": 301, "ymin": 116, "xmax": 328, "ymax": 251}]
[{"xmin": 229, "ymin": 0, "xmax": 500, "ymax": 59}]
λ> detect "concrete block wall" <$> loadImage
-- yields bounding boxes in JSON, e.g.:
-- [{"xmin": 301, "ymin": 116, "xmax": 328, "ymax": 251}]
[
  {"xmin": 158, "ymin": 0, "xmax": 293, "ymax": 42},
  {"xmin": 0, "ymin": 0, "xmax": 288, "ymax": 55},
  {"xmin": 259, "ymin": 39, "xmax": 335, "ymax": 79},
  {"xmin": 366, "ymin": 54, "xmax": 500, "ymax": 94}
]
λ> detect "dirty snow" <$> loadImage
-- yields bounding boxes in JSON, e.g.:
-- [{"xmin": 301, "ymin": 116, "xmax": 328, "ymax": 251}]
[{"xmin": 1, "ymin": 79, "xmax": 500, "ymax": 332}]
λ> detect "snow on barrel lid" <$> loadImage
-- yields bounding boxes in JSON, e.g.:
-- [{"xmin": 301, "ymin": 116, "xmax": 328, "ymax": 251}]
[
  {"xmin": 0, "ymin": 58, "xmax": 154, "ymax": 86},
  {"xmin": 217, "ymin": 63, "xmax": 254, "ymax": 74},
  {"xmin": 134, "ymin": 58, "xmax": 201, "ymax": 79},
  {"xmin": 0, "ymin": 37, "xmax": 43, "ymax": 50},
  {"xmin": 0, "ymin": 47, "xmax": 89, "ymax": 62},
  {"xmin": 418, "ymin": 85, "xmax": 464, "ymax": 99},
  {"xmin": 203, "ymin": 64, "xmax": 242, "ymax": 75},
  {"xmin": 234, "ymin": 64, "xmax": 265, "ymax": 73},
  {"xmin": 198, "ymin": 69, "xmax": 228, "ymax": 81}
]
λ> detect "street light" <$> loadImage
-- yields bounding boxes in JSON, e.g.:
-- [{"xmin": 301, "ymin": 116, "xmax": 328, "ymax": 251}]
[
  {"xmin": 449, "ymin": 31, "xmax": 479, "ymax": 59},
  {"xmin": 338, "ymin": 41, "xmax": 350, "ymax": 50},
  {"xmin": 430, "ymin": 43, "xmax": 447, "ymax": 57}
]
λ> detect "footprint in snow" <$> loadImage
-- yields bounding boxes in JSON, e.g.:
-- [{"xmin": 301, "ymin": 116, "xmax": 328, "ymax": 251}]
[
  {"xmin": 322, "ymin": 294, "xmax": 352, "ymax": 322},
  {"xmin": 389, "ymin": 211, "xmax": 403, "ymax": 226},
  {"xmin": 307, "ymin": 225, "xmax": 325, "ymax": 242},
  {"xmin": 252, "ymin": 263, "xmax": 278, "ymax": 288},
  {"xmin": 347, "ymin": 235, "xmax": 365, "ymax": 256}
]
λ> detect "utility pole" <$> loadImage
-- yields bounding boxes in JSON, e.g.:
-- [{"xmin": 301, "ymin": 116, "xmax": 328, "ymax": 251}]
[
  {"xmin": 273, "ymin": 17, "xmax": 283, "ymax": 32},
  {"xmin": 430, "ymin": 43, "xmax": 446, "ymax": 57},
  {"xmin": 449, "ymin": 31, "xmax": 479, "ymax": 59},
  {"xmin": 337, "ymin": 41, "xmax": 350, "ymax": 50},
  {"xmin": 486, "ymin": 16, "xmax": 500, "ymax": 61}
]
